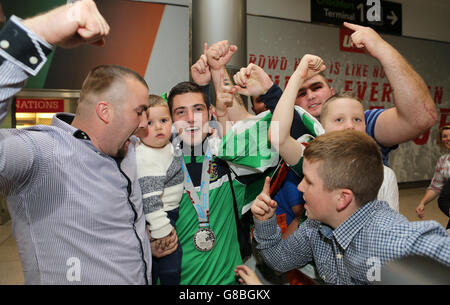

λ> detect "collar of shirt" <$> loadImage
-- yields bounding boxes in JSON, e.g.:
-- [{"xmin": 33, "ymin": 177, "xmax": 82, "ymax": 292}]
[
  {"xmin": 53, "ymin": 113, "xmax": 89, "ymax": 140},
  {"xmin": 179, "ymin": 133, "xmax": 213, "ymax": 157},
  {"xmin": 319, "ymin": 200, "xmax": 381, "ymax": 250},
  {"xmin": 51, "ymin": 113, "xmax": 104, "ymax": 152},
  {"xmin": 51, "ymin": 112, "xmax": 140, "ymax": 161},
  {"xmin": 51, "ymin": 112, "xmax": 77, "ymax": 133}
]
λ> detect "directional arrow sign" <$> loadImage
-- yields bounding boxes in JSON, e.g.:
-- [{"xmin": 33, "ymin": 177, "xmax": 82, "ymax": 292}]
[
  {"xmin": 386, "ymin": 10, "xmax": 398, "ymax": 26},
  {"xmin": 377, "ymin": 1, "xmax": 402, "ymax": 35}
]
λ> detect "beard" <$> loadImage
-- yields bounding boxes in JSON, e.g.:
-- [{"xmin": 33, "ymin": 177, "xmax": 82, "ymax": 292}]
[{"xmin": 115, "ymin": 139, "xmax": 131, "ymax": 160}]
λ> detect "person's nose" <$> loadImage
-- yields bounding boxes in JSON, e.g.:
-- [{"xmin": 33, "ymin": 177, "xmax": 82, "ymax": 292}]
[
  {"xmin": 344, "ymin": 120, "xmax": 356, "ymax": 130},
  {"xmin": 186, "ymin": 109, "xmax": 195, "ymax": 124},
  {"xmin": 298, "ymin": 179, "xmax": 305, "ymax": 192},
  {"xmin": 154, "ymin": 121, "xmax": 163, "ymax": 130},
  {"xmin": 138, "ymin": 111, "xmax": 148, "ymax": 129},
  {"xmin": 185, "ymin": 109, "xmax": 194, "ymax": 123},
  {"xmin": 306, "ymin": 89, "xmax": 315, "ymax": 101}
]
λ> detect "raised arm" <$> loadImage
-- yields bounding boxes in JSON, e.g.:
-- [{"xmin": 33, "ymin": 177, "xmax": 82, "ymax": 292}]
[
  {"xmin": 206, "ymin": 40, "xmax": 237, "ymax": 90},
  {"xmin": 0, "ymin": 0, "xmax": 109, "ymax": 124},
  {"xmin": 1, "ymin": 0, "xmax": 109, "ymax": 191},
  {"xmin": 191, "ymin": 42, "xmax": 211, "ymax": 87},
  {"xmin": 233, "ymin": 63, "xmax": 274, "ymax": 98},
  {"xmin": 212, "ymin": 71, "xmax": 236, "ymax": 136},
  {"xmin": 22, "ymin": 0, "xmax": 109, "ymax": 48},
  {"xmin": 269, "ymin": 54, "xmax": 325, "ymax": 165},
  {"xmin": 344, "ymin": 22, "xmax": 437, "ymax": 147},
  {"xmin": 233, "ymin": 64, "xmax": 311, "ymax": 140},
  {"xmin": 206, "ymin": 40, "xmax": 252, "ymax": 123}
]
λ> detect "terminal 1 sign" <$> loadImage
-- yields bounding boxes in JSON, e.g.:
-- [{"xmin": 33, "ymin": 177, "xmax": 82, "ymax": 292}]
[{"xmin": 311, "ymin": 0, "xmax": 402, "ymax": 35}]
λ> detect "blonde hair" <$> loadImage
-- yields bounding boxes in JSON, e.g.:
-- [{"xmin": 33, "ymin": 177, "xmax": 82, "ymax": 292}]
[
  {"xmin": 304, "ymin": 130, "xmax": 383, "ymax": 206},
  {"xmin": 145, "ymin": 94, "xmax": 170, "ymax": 116},
  {"xmin": 320, "ymin": 91, "xmax": 363, "ymax": 123}
]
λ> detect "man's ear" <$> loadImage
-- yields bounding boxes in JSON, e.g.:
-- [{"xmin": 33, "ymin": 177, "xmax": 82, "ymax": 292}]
[
  {"xmin": 336, "ymin": 188, "xmax": 354, "ymax": 212},
  {"xmin": 96, "ymin": 101, "xmax": 111, "ymax": 124}
]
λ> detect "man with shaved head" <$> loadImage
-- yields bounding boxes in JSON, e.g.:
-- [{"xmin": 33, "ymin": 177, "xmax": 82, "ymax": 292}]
[{"xmin": 0, "ymin": 1, "xmax": 156, "ymax": 284}]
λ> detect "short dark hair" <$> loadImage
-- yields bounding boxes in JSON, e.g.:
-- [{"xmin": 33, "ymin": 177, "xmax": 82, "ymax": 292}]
[
  {"xmin": 316, "ymin": 72, "xmax": 331, "ymax": 88},
  {"xmin": 167, "ymin": 81, "xmax": 210, "ymax": 114},
  {"xmin": 304, "ymin": 129, "xmax": 383, "ymax": 206}
]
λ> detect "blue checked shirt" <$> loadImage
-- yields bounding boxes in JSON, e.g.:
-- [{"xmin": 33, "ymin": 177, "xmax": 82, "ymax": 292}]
[{"xmin": 254, "ymin": 200, "xmax": 450, "ymax": 284}]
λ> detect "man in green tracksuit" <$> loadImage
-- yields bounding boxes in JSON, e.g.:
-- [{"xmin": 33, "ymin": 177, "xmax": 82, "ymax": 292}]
[
  {"xmin": 164, "ymin": 40, "xmax": 321, "ymax": 284},
  {"xmin": 167, "ymin": 79, "xmax": 277, "ymax": 284}
]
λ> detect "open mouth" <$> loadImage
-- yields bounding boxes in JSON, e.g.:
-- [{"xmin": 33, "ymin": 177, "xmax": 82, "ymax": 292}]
[
  {"xmin": 185, "ymin": 126, "xmax": 201, "ymax": 133},
  {"xmin": 309, "ymin": 103, "xmax": 320, "ymax": 110}
]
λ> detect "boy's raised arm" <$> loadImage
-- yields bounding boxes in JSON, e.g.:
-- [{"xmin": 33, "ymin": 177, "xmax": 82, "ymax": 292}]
[{"xmin": 269, "ymin": 54, "xmax": 325, "ymax": 166}]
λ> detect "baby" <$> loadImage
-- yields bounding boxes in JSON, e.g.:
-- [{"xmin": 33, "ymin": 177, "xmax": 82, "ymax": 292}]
[{"xmin": 135, "ymin": 94, "xmax": 184, "ymax": 285}]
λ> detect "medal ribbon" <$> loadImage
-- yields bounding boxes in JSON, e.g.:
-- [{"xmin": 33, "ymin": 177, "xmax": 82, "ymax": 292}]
[{"xmin": 179, "ymin": 141, "xmax": 212, "ymax": 228}]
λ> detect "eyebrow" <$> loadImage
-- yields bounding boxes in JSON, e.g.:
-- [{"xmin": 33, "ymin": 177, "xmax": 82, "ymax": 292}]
[
  {"xmin": 298, "ymin": 83, "xmax": 324, "ymax": 96},
  {"xmin": 299, "ymin": 82, "xmax": 324, "ymax": 92},
  {"xmin": 302, "ymin": 172, "xmax": 311, "ymax": 183},
  {"xmin": 134, "ymin": 105, "xmax": 148, "ymax": 112},
  {"xmin": 173, "ymin": 103, "xmax": 207, "ymax": 112}
]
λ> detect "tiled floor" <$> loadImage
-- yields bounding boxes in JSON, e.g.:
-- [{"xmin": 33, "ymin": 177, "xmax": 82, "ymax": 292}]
[
  {"xmin": 0, "ymin": 187, "xmax": 448, "ymax": 285},
  {"xmin": 0, "ymin": 219, "xmax": 23, "ymax": 285}
]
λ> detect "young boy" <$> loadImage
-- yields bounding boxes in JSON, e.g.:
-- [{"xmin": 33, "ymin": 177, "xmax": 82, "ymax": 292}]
[
  {"xmin": 252, "ymin": 130, "xmax": 450, "ymax": 284},
  {"xmin": 270, "ymin": 54, "xmax": 398, "ymax": 211},
  {"xmin": 316, "ymin": 93, "xmax": 399, "ymax": 211},
  {"xmin": 135, "ymin": 95, "xmax": 184, "ymax": 285}
]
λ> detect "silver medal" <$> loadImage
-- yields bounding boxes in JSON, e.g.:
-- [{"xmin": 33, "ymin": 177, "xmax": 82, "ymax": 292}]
[{"xmin": 193, "ymin": 228, "xmax": 216, "ymax": 251}]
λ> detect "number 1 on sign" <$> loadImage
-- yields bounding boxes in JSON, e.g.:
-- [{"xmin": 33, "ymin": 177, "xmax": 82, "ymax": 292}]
[
  {"xmin": 356, "ymin": 1, "xmax": 382, "ymax": 24},
  {"xmin": 356, "ymin": 2, "xmax": 364, "ymax": 23}
]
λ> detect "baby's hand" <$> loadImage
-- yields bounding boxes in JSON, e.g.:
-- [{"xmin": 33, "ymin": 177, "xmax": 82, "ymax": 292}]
[{"xmin": 155, "ymin": 228, "xmax": 177, "ymax": 250}]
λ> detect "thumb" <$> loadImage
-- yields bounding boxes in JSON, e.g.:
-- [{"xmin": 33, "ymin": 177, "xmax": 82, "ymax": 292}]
[
  {"xmin": 223, "ymin": 45, "xmax": 238, "ymax": 62},
  {"xmin": 77, "ymin": 27, "xmax": 96, "ymax": 39},
  {"xmin": 203, "ymin": 42, "xmax": 208, "ymax": 55},
  {"xmin": 270, "ymin": 199, "xmax": 278, "ymax": 209},
  {"xmin": 90, "ymin": 37, "xmax": 106, "ymax": 47},
  {"xmin": 234, "ymin": 85, "xmax": 249, "ymax": 96},
  {"xmin": 319, "ymin": 64, "xmax": 326, "ymax": 73}
]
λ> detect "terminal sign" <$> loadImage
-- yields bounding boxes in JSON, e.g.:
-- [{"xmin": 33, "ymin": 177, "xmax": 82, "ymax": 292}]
[{"xmin": 311, "ymin": 0, "xmax": 402, "ymax": 35}]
